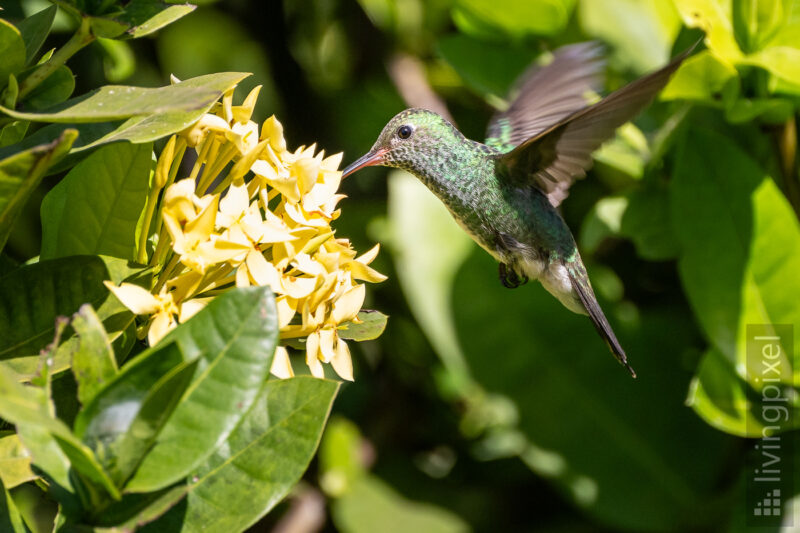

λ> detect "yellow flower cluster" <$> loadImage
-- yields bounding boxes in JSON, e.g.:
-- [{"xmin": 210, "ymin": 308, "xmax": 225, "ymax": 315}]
[{"xmin": 105, "ymin": 84, "xmax": 385, "ymax": 381}]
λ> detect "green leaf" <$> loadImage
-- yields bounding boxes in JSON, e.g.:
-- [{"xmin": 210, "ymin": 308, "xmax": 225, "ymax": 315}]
[
  {"xmin": 436, "ymin": 34, "xmax": 531, "ymax": 100},
  {"xmin": 686, "ymin": 348, "xmax": 798, "ymax": 436},
  {"xmin": 0, "ymin": 72, "xmax": 249, "ymax": 123},
  {"xmin": 93, "ymin": 485, "xmax": 188, "ymax": 530},
  {"xmin": 118, "ymin": 1, "xmax": 197, "ymax": 39},
  {"xmin": 338, "ymin": 310, "xmax": 388, "ymax": 341},
  {"xmin": 15, "ymin": 5, "xmax": 58, "ymax": 66},
  {"xmin": 0, "ymin": 478, "xmax": 27, "ymax": 533},
  {"xmin": 332, "ymin": 475, "xmax": 469, "ymax": 533},
  {"xmin": 23, "ymin": 65, "xmax": 75, "ymax": 110},
  {"xmin": 71, "ymin": 304, "xmax": 118, "ymax": 407},
  {"xmin": 744, "ymin": 45, "xmax": 800, "ymax": 86},
  {"xmin": 620, "ymin": 183, "xmax": 680, "ymax": 261},
  {"xmin": 97, "ymin": 38, "xmax": 136, "ymax": 82},
  {"xmin": 0, "ymin": 363, "xmax": 120, "ymax": 501},
  {"xmin": 0, "ymin": 121, "xmax": 29, "ymax": 148},
  {"xmin": 88, "ymin": 15, "xmax": 130, "ymax": 39},
  {"xmin": 724, "ymin": 96, "xmax": 795, "ymax": 123},
  {"xmin": 8, "ymin": 482, "xmax": 57, "ymax": 533},
  {"xmin": 0, "ymin": 432, "xmax": 36, "ymax": 489},
  {"xmin": 387, "ymin": 171, "xmax": 473, "ymax": 387},
  {"xmin": 661, "ymin": 50, "xmax": 739, "ymax": 102},
  {"xmin": 145, "ymin": 377, "xmax": 338, "ymax": 532},
  {"xmin": 671, "ymin": 127, "xmax": 800, "ymax": 385},
  {"xmin": 0, "ymin": 255, "xmax": 144, "ymax": 378},
  {"xmin": 113, "ymin": 357, "xmax": 198, "ymax": 488},
  {"xmin": 674, "ymin": 0, "xmax": 743, "ymax": 61},
  {"xmin": 452, "ymin": 0, "xmax": 575, "ymax": 40},
  {"xmin": 0, "ymin": 129, "xmax": 76, "ymax": 253},
  {"xmin": 0, "ymin": 20, "xmax": 26, "ymax": 89},
  {"xmin": 732, "ymin": 0, "xmax": 790, "ymax": 53},
  {"xmin": 125, "ymin": 286, "xmax": 279, "ymax": 493},
  {"xmin": 41, "ymin": 142, "xmax": 153, "ymax": 261},
  {"xmin": 579, "ymin": 0, "xmax": 682, "ymax": 73}
]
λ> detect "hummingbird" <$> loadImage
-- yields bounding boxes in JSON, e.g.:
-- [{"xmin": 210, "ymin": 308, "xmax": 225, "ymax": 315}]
[{"xmin": 343, "ymin": 43, "xmax": 692, "ymax": 377}]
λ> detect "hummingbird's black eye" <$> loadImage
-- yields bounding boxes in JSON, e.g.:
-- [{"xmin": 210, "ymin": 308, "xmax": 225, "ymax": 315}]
[{"xmin": 397, "ymin": 125, "xmax": 413, "ymax": 139}]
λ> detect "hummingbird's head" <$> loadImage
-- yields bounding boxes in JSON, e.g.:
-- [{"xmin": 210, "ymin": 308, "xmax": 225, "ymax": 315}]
[{"xmin": 342, "ymin": 108, "xmax": 463, "ymax": 178}]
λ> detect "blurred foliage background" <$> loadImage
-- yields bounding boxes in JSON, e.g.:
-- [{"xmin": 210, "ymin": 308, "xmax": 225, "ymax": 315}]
[{"xmin": 3, "ymin": 0, "xmax": 800, "ymax": 531}]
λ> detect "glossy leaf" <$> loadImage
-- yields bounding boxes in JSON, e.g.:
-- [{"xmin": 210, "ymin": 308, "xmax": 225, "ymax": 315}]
[
  {"xmin": 146, "ymin": 377, "xmax": 338, "ymax": 532},
  {"xmin": 0, "ymin": 432, "xmax": 36, "ymax": 489},
  {"xmin": 0, "ymin": 121, "xmax": 29, "ymax": 148},
  {"xmin": 71, "ymin": 304, "xmax": 118, "ymax": 407},
  {"xmin": 671, "ymin": 127, "xmax": 800, "ymax": 385},
  {"xmin": 0, "ymin": 478, "xmax": 26, "ymax": 533},
  {"xmin": 23, "ymin": 65, "xmax": 75, "ymax": 110},
  {"xmin": 338, "ymin": 310, "xmax": 388, "ymax": 341},
  {"xmin": 333, "ymin": 475, "xmax": 469, "ymax": 533},
  {"xmin": 0, "ymin": 20, "xmax": 25, "ymax": 88},
  {"xmin": 674, "ymin": 0, "xmax": 743, "ymax": 61},
  {"xmin": 0, "ymin": 72, "xmax": 249, "ymax": 123},
  {"xmin": 125, "ymin": 286, "xmax": 279, "ymax": 493},
  {"xmin": 0, "ymin": 129, "xmax": 76, "ymax": 253},
  {"xmin": 731, "ymin": 0, "xmax": 789, "ymax": 53},
  {"xmin": 0, "ymin": 255, "xmax": 144, "ymax": 378},
  {"xmin": 15, "ymin": 5, "xmax": 57, "ymax": 66},
  {"xmin": 41, "ymin": 142, "xmax": 153, "ymax": 261}
]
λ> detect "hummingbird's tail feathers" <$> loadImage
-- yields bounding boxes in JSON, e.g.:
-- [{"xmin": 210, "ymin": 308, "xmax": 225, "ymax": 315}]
[{"xmin": 569, "ymin": 271, "xmax": 637, "ymax": 378}]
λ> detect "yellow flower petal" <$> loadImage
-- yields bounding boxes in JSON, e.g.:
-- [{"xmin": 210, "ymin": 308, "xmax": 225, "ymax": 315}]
[
  {"xmin": 305, "ymin": 331, "xmax": 324, "ymax": 378},
  {"xmin": 262, "ymin": 115, "xmax": 287, "ymax": 153},
  {"xmin": 148, "ymin": 311, "xmax": 176, "ymax": 346},
  {"xmin": 331, "ymin": 338, "xmax": 353, "ymax": 381},
  {"xmin": 219, "ymin": 180, "xmax": 250, "ymax": 219},
  {"xmin": 276, "ymin": 296, "xmax": 296, "ymax": 328},
  {"xmin": 270, "ymin": 345, "xmax": 294, "ymax": 379},
  {"xmin": 281, "ymin": 275, "xmax": 319, "ymax": 299},
  {"xmin": 321, "ymin": 152, "xmax": 343, "ymax": 171},
  {"xmin": 349, "ymin": 260, "xmax": 388, "ymax": 283},
  {"xmin": 332, "ymin": 283, "xmax": 365, "ymax": 324},
  {"xmin": 184, "ymin": 195, "xmax": 219, "ymax": 245},
  {"xmin": 356, "ymin": 244, "xmax": 381, "ymax": 265},
  {"xmin": 233, "ymin": 85, "xmax": 262, "ymax": 124},
  {"xmin": 246, "ymin": 249, "xmax": 281, "ymax": 290},
  {"xmin": 104, "ymin": 281, "xmax": 161, "ymax": 315},
  {"xmin": 318, "ymin": 328, "xmax": 336, "ymax": 363}
]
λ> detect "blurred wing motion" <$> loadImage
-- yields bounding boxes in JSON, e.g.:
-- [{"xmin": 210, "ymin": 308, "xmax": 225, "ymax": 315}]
[
  {"xmin": 485, "ymin": 42, "xmax": 606, "ymax": 153},
  {"xmin": 499, "ymin": 45, "xmax": 694, "ymax": 207}
]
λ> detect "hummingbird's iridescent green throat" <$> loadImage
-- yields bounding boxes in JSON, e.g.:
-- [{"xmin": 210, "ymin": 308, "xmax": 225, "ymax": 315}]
[{"xmin": 344, "ymin": 43, "xmax": 694, "ymax": 377}]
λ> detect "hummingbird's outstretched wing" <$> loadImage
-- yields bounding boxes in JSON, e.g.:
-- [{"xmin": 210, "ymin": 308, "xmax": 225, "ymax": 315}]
[
  {"xmin": 485, "ymin": 42, "xmax": 606, "ymax": 153},
  {"xmin": 498, "ymin": 45, "xmax": 693, "ymax": 207}
]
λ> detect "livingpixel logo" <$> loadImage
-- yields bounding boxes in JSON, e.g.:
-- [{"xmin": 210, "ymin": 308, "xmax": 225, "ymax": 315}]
[{"xmin": 745, "ymin": 324, "xmax": 794, "ymax": 527}]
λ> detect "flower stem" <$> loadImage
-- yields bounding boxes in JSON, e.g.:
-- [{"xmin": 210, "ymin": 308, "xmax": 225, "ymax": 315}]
[
  {"xmin": 18, "ymin": 17, "xmax": 94, "ymax": 100},
  {"xmin": 137, "ymin": 186, "xmax": 161, "ymax": 264}
]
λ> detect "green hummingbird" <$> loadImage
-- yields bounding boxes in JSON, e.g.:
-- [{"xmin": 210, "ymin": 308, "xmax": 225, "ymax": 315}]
[{"xmin": 343, "ymin": 43, "xmax": 692, "ymax": 377}]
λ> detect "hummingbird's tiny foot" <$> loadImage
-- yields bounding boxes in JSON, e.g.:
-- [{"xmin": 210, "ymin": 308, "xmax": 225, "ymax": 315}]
[{"xmin": 499, "ymin": 263, "xmax": 528, "ymax": 289}]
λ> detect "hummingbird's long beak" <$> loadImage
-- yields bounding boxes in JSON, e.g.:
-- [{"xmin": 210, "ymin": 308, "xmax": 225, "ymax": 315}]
[{"xmin": 342, "ymin": 149, "xmax": 388, "ymax": 177}]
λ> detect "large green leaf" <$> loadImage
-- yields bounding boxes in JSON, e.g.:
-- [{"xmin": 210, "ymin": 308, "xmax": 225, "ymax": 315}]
[
  {"xmin": 15, "ymin": 5, "xmax": 58, "ymax": 66},
  {"xmin": 0, "ymin": 72, "xmax": 249, "ymax": 123},
  {"xmin": 0, "ymin": 255, "xmax": 144, "ymax": 378},
  {"xmin": 0, "ymin": 478, "xmax": 26, "ymax": 533},
  {"xmin": 671, "ymin": 127, "xmax": 800, "ymax": 385},
  {"xmin": 125, "ymin": 286, "xmax": 279, "ymax": 492},
  {"xmin": 731, "ymin": 0, "xmax": 790, "ymax": 53},
  {"xmin": 332, "ymin": 475, "xmax": 469, "ymax": 533},
  {"xmin": 0, "ymin": 20, "xmax": 25, "ymax": 89},
  {"xmin": 74, "ymin": 341, "xmax": 195, "ymax": 488},
  {"xmin": 41, "ymin": 142, "xmax": 153, "ymax": 261},
  {"xmin": 71, "ymin": 304, "xmax": 119, "ymax": 407},
  {"xmin": 144, "ymin": 377, "xmax": 338, "ymax": 532},
  {"xmin": 0, "ymin": 129, "xmax": 76, "ymax": 253}
]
